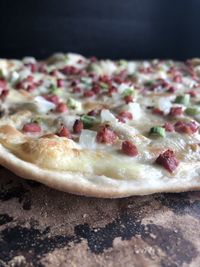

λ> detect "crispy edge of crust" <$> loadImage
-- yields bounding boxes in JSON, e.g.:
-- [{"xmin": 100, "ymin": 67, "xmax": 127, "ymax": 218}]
[{"xmin": 1, "ymin": 144, "xmax": 200, "ymax": 198}]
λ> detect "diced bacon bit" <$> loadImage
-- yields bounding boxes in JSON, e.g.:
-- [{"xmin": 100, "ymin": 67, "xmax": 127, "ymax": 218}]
[
  {"xmin": 169, "ymin": 107, "xmax": 183, "ymax": 117},
  {"xmin": 36, "ymin": 79, "xmax": 44, "ymax": 86},
  {"xmin": 83, "ymin": 90, "xmax": 95, "ymax": 97},
  {"xmin": 124, "ymin": 95, "xmax": 133, "ymax": 104},
  {"xmin": 26, "ymin": 84, "xmax": 36, "ymax": 92},
  {"xmin": 92, "ymin": 85, "xmax": 101, "ymax": 94},
  {"xmin": 79, "ymin": 70, "xmax": 88, "ymax": 77},
  {"xmin": 57, "ymin": 79, "xmax": 65, "ymax": 88},
  {"xmin": 43, "ymin": 94, "xmax": 60, "ymax": 105},
  {"xmin": 58, "ymin": 126, "xmax": 72, "ymax": 138},
  {"xmin": 174, "ymin": 121, "xmax": 199, "ymax": 135},
  {"xmin": 167, "ymin": 86, "xmax": 176, "ymax": 93},
  {"xmin": 99, "ymin": 75, "xmax": 111, "ymax": 84},
  {"xmin": 89, "ymin": 73, "xmax": 98, "ymax": 79},
  {"xmin": 60, "ymin": 66, "xmax": 80, "ymax": 75},
  {"xmin": 71, "ymin": 80, "xmax": 79, "ymax": 87},
  {"xmin": 96, "ymin": 125, "xmax": 117, "ymax": 144},
  {"xmin": 160, "ymin": 80, "xmax": 171, "ymax": 89},
  {"xmin": 188, "ymin": 90, "xmax": 197, "ymax": 97},
  {"xmin": 15, "ymin": 75, "xmax": 35, "ymax": 91},
  {"xmin": 113, "ymin": 76, "xmax": 123, "ymax": 84},
  {"xmin": 55, "ymin": 102, "xmax": 67, "ymax": 113},
  {"xmin": 49, "ymin": 69, "xmax": 59, "ymax": 76},
  {"xmin": 164, "ymin": 122, "xmax": 174, "ymax": 132},
  {"xmin": 121, "ymin": 140, "xmax": 138, "ymax": 157},
  {"xmin": 155, "ymin": 149, "xmax": 179, "ymax": 173},
  {"xmin": 73, "ymin": 119, "xmax": 84, "ymax": 134},
  {"xmin": 139, "ymin": 67, "xmax": 153, "ymax": 74},
  {"xmin": 72, "ymin": 87, "xmax": 82, "ymax": 93},
  {"xmin": 152, "ymin": 108, "xmax": 164, "ymax": 116},
  {"xmin": 118, "ymin": 111, "xmax": 133, "ymax": 120},
  {"xmin": 87, "ymin": 109, "xmax": 100, "ymax": 116},
  {"xmin": 108, "ymin": 86, "xmax": 117, "ymax": 96},
  {"xmin": 25, "ymin": 63, "xmax": 37, "ymax": 73},
  {"xmin": 26, "ymin": 75, "xmax": 34, "ymax": 83},
  {"xmin": 173, "ymin": 74, "xmax": 182, "ymax": 83},
  {"xmin": 0, "ymin": 79, "xmax": 9, "ymax": 100},
  {"xmin": 117, "ymin": 116, "xmax": 126, "ymax": 123},
  {"xmin": 22, "ymin": 123, "xmax": 41, "ymax": 133}
]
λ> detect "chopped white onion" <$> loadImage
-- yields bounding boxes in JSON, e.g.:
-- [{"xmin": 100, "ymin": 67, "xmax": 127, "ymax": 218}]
[
  {"xmin": 34, "ymin": 96, "xmax": 56, "ymax": 113},
  {"xmin": 18, "ymin": 69, "xmax": 31, "ymax": 81},
  {"xmin": 99, "ymin": 60, "xmax": 117, "ymax": 75},
  {"xmin": 157, "ymin": 71, "xmax": 168, "ymax": 80},
  {"xmin": 79, "ymin": 129, "xmax": 97, "ymax": 149},
  {"xmin": 157, "ymin": 97, "xmax": 172, "ymax": 114},
  {"xmin": 66, "ymin": 53, "xmax": 86, "ymax": 68},
  {"xmin": 127, "ymin": 62, "xmax": 137, "ymax": 75},
  {"xmin": 101, "ymin": 109, "xmax": 117, "ymax": 123},
  {"xmin": 23, "ymin": 57, "xmax": 36, "ymax": 64},
  {"xmin": 182, "ymin": 77, "xmax": 197, "ymax": 88},
  {"xmin": 127, "ymin": 103, "xmax": 142, "ymax": 120}
]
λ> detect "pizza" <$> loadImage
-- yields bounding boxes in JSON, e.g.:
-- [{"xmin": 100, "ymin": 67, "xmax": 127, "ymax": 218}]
[{"xmin": 0, "ymin": 53, "xmax": 200, "ymax": 198}]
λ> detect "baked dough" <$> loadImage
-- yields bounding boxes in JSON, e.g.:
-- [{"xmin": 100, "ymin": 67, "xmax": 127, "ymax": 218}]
[{"xmin": 0, "ymin": 54, "xmax": 200, "ymax": 197}]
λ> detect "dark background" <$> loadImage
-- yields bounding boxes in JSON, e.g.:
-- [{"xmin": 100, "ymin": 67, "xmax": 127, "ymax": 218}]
[{"xmin": 0, "ymin": 0, "xmax": 199, "ymax": 60}]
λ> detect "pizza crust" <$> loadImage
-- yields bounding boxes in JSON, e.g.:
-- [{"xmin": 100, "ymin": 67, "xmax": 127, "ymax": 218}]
[{"xmin": 1, "ymin": 141, "xmax": 200, "ymax": 198}]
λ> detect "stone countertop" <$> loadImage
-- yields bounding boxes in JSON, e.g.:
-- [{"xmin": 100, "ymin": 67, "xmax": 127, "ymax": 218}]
[{"xmin": 0, "ymin": 166, "xmax": 200, "ymax": 267}]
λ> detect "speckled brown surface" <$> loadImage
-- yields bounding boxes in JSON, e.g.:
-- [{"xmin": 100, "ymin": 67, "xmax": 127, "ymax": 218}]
[{"xmin": 0, "ymin": 166, "xmax": 200, "ymax": 267}]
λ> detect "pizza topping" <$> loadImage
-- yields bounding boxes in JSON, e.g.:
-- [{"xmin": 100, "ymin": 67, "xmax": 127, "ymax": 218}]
[
  {"xmin": 157, "ymin": 97, "xmax": 172, "ymax": 114},
  {"xmin": 83, "ymin": 90, "xmax": 95, "ymax": 97},
  {"xmin": 73, "ymin": 119, "xmax": 84, "ymax": 133},
  {"xmin": 55, "ymin": 102, "xmax": 67, "ymax": 113},
  {"xmin": 121, "ymin": 140, "xmax": 138, "ymax": 157},
  {"xmin": 58, "ymin": 126, "xmax": 72, "ymax": 138},
  {"xmin": 79, "ymin": 129, "xmax": 97, "ymax": 149},
  {"xmin": 101, "ymin": 109, "xmax": 117, "ymax": 123},
  {"xmin": 174, "ymin": 94, "xmax": 190, "ymax": 106},
  {"xmin": 164, "ymin": 122, "xmax": 174, "ymax": 132},
  {"xmin": 118, "ymin": 111, "xmax": 133, "ymax": 120},
  {"xmin": 188, "ymin": 90, "xmax": 197, "ymax": 98},
  {"xmin": 152, "ymin": 108, "xmax": 164, "ymax": 116},
  {"xmin": 96, "ymin": 126, "xmax": 117, "ymax": 144},
  {"xmin": 34, "ymin": 96, "xmax": 56, "ymax": 113},
  {"xmin": 0, "ymin": 79, "xmax": 9, "ymax": 100},
  {"xmin": 174, "ymin": 121, "xmax": 199, "ymax": 134},
  {"xmin": 67, "ymin": 98, "xmax": 82, "ymax": 111},
  {"xmin": 124, "ymin": 95, "xmax": 133, "ymax": 104},
  {"xmin": 169, "ymin": 107, "xmax": 183, "ymax": 117},
  {"xmin": 43, "ymin": 94, "xmax": 60, "ymax": 105},
  {"xmin": 149, "ymin": 126, "xmax": 166, "ymax": 137},
  {"xmin": 185, "ymin": 106, "xmax": 200, "ymax": 116},
  {"xmin": 155, "ymin": 149, "xmax": 179, "ymax": 173},
  {"xmin": 22, "ymin": 123, "xmax": 41, "ymax": 133},
  {"xmin": 81, "ymin": 115, "xmax": 97, "ymax": 128}
]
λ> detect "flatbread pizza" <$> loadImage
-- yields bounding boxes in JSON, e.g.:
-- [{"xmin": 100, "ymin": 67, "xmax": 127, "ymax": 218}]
[{"xmin": 0, "ymin": 53, "xmax": 200, "ymax": 197}]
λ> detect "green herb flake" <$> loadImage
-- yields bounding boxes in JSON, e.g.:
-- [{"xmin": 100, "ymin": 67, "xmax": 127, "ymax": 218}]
[
  {"xmin": 122, "ymin": 87, "xmax": 135, "ymax": 96},
  {"xmin": 175, "ymin": 94, "xmax": 190, "ymax": 106},
  {"xmin": 118, "ymin": 60, "xmax": 128, "ymax": 67},
  {"xmin": 0, "ymin": 69, "xmax": 4, "ymax": 78},
  {"xmin": 185, "ymin": 106, "xmax": 200, "ymax": 116},
  {"xmin": 99, "ymin": 82, "xmax": 109, "ymax": 90},
  {"xmin": 80, "ymin": 115, "xmax": 97, "ymax": 128},
  {"xmin": 149, "ymin": 126, "xmax": 166, "ymax": 138},
  {"xmin": 49, "ymin": 84, "xmax": 61, "ymax": 95}
]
